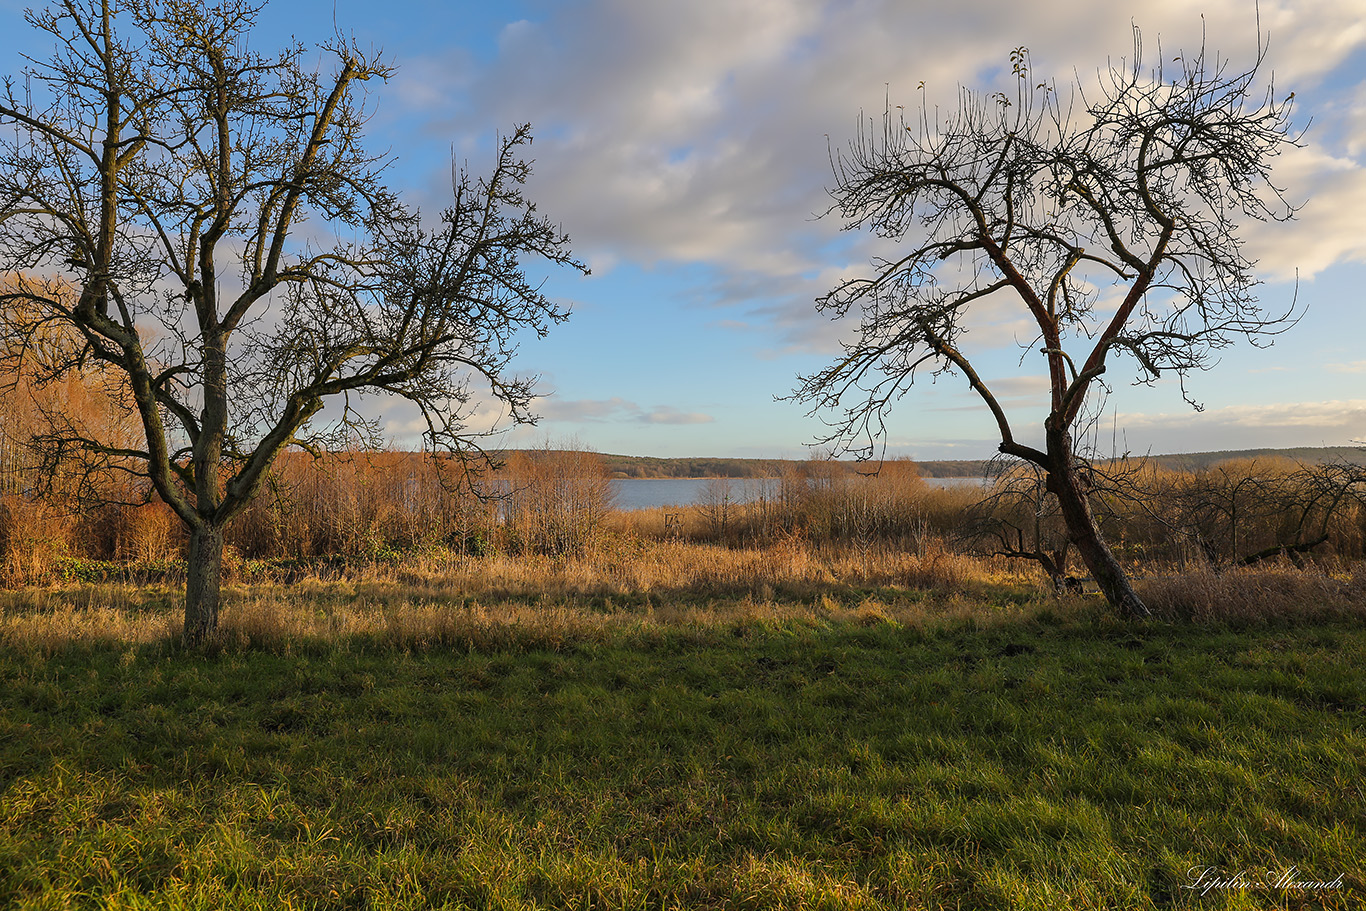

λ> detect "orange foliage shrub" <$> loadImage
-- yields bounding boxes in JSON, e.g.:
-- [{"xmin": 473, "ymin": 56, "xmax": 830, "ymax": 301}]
[
  {"xmin": 229, "ymin": 450, "xmax": 497, "ymax": 560},
  {"xmin": 498, "ymin": 446, "xmax": 615, "ymax": 556}
]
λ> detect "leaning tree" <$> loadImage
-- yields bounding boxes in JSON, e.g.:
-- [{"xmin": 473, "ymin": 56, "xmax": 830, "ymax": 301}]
[
  {"xmin": 792, "ymin": 37, "xmax": 1300, "ymax": 617},
  {"xmin": 0, "ymin": 0, "xmax": 585, "ymax": 642}
]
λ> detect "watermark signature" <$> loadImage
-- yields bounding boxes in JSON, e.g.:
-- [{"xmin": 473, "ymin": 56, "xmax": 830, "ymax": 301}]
[{"xmin": 1184, "ymin": 865, "xmax": 1346, "ymax": 897}]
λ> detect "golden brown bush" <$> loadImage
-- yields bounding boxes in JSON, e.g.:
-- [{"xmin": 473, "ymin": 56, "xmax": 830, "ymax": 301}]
[
  {"xmin": 498, "ymin": 445, "xmax": 614, "ymax": 556},
  {"xmin": 0, "ymin": 495, "xmax": 68, "ymax": 585}
]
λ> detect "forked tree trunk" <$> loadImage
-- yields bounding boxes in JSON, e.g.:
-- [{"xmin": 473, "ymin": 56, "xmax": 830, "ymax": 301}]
[
  {"xmin": 1037, "ymin": 546, "xmax": 1072, "ymax": 592},
  {"xmin": 1044, "ymin": 427, "xmax": 1150, "ymax": 619},
  {"xmin": 184, "ymin": 524, "xmax": 225, "ymax": 645}
]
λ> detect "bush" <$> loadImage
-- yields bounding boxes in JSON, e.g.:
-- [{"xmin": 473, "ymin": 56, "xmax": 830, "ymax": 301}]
[{"xmin": 499, "ymin": 446, "xmax": 614, "ymax": 556}]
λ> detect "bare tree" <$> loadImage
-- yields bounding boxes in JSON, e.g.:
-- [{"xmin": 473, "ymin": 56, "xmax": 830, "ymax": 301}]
[
  {"xmin": 1267, "ymin": 459, "xmax": 1366, "ymax": 565},
  {"xmin": 1166, "ymin": 458, "xmax": 1277, "ymax": 565},
  {"xmin": 0, "ymin": 0, "xmax": 585, "ymax": 642},
  {"xmin": 1169, "ymin": 457, "xmax": 1366, "ymax": 567},
  {"xmin": 791, "ymin": 35, "xmax": 1300, "ymax": 617}
]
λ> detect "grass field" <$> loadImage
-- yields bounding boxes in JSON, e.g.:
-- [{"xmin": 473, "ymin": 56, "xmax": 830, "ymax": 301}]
[{"xmin": 1, "ymin": 553, "xmax": 1363, "ymax": 909}]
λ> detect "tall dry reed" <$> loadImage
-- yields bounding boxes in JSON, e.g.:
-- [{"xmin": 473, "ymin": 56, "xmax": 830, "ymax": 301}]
[{"xmin": 1135, "ymin": 564, "xmax": 1366, "ymax": 623}]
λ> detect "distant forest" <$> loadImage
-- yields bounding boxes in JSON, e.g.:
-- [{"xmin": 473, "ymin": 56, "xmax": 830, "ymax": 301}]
[
  {"xmin": 508, "ymin": 446, "xmax": 1366, "ymax": 479},
  {"xmin": 917, "ymin": 446, "xmax": 1366, "ymax": 478}
]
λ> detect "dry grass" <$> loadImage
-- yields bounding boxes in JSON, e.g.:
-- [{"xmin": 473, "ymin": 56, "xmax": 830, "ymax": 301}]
[
  {"xmin": 217, "ymin": 587, "xmax": 982, "ymax": 653},
  {"xmin": 4, "ymin": 534, "xmax": 1362, "ymax": 656},
  {"xmin": 0, "ymin": 536, "xmax": 1045, "ymax": 654},
  {"xmin": 1135, "ymin": 562, "xmax": 1366, "ymax": 622},
  {"xmin": 0, "ymin": 582, "xmax": 1056, "ymax": 658},
  {"xmin": 0, "ymin": 584, "xmax": 181, "ymax": 652},
  {"xmin": 383, "ymin": 533, "xmax": 1019, "ymax": 602}
]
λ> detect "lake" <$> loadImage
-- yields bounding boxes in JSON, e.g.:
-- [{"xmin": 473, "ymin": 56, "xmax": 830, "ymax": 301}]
[{"xmin": 610, "ymin": 476, "xmax": 987, "ymax": 511}]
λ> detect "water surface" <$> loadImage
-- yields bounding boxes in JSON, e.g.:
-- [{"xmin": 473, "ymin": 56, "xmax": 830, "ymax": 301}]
[{"xmin": 610, "ymin": 476, "xmax": 986, "ymax": 511}]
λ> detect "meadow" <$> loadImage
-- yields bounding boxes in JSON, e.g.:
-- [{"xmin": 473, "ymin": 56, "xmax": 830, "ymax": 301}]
[
  {"xmin": 1, "ymin": 534, "xmax": 1364, "ymax": 910},
  {"xmin": 0, "ymin": 2, "xmax": 1362, "ymax": 903}
]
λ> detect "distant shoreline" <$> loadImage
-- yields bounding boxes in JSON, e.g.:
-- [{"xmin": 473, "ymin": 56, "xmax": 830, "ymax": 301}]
[{"xmin": 567, "ymin": 445, "xmax": 1366, "ymax": 480}]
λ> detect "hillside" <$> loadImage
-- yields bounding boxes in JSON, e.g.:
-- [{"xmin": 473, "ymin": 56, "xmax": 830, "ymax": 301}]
[{"xmin": 1137, "ymin": 446, "xmax": 1366, "ymax": 473}]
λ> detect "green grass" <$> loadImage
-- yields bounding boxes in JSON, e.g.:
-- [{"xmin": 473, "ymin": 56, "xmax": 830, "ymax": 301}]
[{"xmin": 1, "ymin": 595, "xmax": 1363, "ymax": 909}]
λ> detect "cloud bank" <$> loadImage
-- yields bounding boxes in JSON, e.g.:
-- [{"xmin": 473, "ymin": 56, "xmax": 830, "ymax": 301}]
[
  {"xmin": 394, "ymin": 0, "xmax": 1366, "ymax": 310},
  {"xmin": 538, "ymin": 396, "xmax": 715, "ymax": 426}
]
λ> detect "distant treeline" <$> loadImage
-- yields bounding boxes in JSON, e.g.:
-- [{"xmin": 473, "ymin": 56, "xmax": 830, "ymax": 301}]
[
  {"xmin": 502, "ymin": 447, "xmax": 1366, "ymax": 480},
  {"xmin": 1138, "ymin": 447, "xmax": 1366, "ymax": 473},
  {"xmin": 912, "ymin": 461, "xmax": 992, "ymax": 478},
  {"xmin": 559, "ymin": 453, "xmax": 937, "ymax": 479},
  {"xmin": 598, "ymin": 455, "xmax": 793, "ymax": 479},
  {"xmin": 921, "ymin": 448, "xmax": 1366, "ymax": 478}
]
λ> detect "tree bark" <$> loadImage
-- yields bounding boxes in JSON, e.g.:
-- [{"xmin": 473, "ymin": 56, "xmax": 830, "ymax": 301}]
[
  {"xmin": 184, "ymin": 523, "xmax": 225, "ymax": 645},
  {"xmin": 183, "ymin": 323, "xmax": 228, "ymax": 645},
  {"xmin": 1044, "ymin": 425, "xmax": 1150, "ymax": 619}
]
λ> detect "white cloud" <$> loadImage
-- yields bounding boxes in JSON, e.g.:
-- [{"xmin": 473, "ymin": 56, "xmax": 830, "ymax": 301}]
[
  {"xmin": 537, "ymin": 396, "xmax": 714, "ymax": 426},
  {"xmin": 441, "ymin": 1, "xmax": 1358, "ymax": 267},
  {"xmin": 377, "ymin": 0, "xmax": 1366, "ymax": 325},
  {"xmin": 1109, "ymin": 399, "xmax": 1366, "ymax": 452},
  {"xmin": 639, "ymin": 406, "xmax": 715, "ymax": 425},
  {"xmin": 987, "ymin": 376, "xmax": 1054, "ymax": 400},
  {"xmin": 1328, "ymin": 361, "xmax": 1366, "ymax": 374},
  {"xmin": 1121, "ymin": 400, "xmax": 1366, "ymax": 431},
  {"xmin": 1243, "ymin": 143, "xmax": 1366, "ymax": 280},
  {"xmin": 873, "ymin": 397, "xmax": 1366, "ymax": 460},
  {"xmin": 536, "ymin": 397, "xmax": 638, "ymax": 422}
]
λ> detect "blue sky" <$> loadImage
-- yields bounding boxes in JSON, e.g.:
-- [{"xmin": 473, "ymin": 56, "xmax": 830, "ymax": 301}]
[{"xmin": 3, "ymin": 0, "xmax": 1365, "ymax": 460}]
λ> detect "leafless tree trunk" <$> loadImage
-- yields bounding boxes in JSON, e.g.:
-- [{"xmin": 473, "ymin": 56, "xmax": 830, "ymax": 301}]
[{"xmin": 1044, "ymin": 422, "xmax": 1143, "ymax": 612}]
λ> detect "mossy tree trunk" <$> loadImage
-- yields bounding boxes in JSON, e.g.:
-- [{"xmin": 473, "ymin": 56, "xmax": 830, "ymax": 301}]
[{"xmin": 184, "ymin": 524, "xmax": 225, "ymax": 645}]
